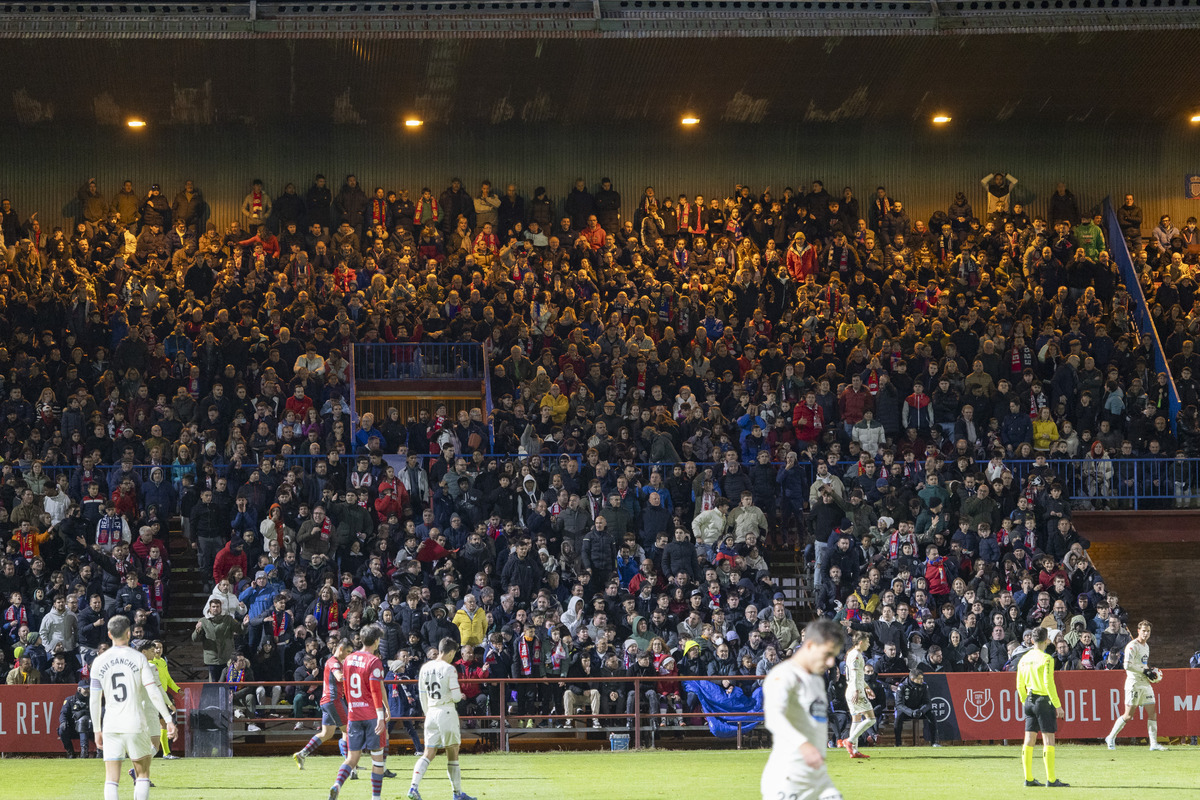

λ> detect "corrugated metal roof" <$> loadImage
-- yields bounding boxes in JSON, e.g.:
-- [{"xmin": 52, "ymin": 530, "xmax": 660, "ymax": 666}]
[
  {"xmin": 2, "ymin": 31, "xmax": 1198, "ymax": 127},
  {"xmin": 4, "ymin": 118, "xmax": 1198, "ymax": 246}
]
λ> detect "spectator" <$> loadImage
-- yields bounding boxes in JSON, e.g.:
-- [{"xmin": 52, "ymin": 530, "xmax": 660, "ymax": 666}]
[{"xmin": 193, "ymin": 599, "xmax": 242, "ymax": 682}]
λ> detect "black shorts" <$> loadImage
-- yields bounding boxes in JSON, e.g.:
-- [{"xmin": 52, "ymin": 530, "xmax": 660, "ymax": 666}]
[{"xmin": 1024, "ymin": 695, "xmax": 1057, "ymax": 733}]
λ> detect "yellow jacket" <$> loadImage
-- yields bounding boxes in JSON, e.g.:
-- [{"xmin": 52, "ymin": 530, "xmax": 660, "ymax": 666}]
[
  {"xmin": 1032, "ymin": 419, "xmax": 1060, "ymax": 452},
  {"xmin": 540, "ymin": 391, "xmax": 570, "ymax": 424},
  {"xmin": 452, "ymin": 607, "xmax": 486, "ymax": 647},
  {"xmin": 149, "ymin": 655, "xmax": 180, "ymax": 697}
]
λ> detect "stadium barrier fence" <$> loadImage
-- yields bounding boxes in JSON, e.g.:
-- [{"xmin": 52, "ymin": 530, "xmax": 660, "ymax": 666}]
[
  {"xmin": 30, "ymin": 455, "xmax": 1200, "ymax": 512},
  {"xmin": 6, "ymin": 670, "xmax": 1199, "ymax": 754},
  {"xmin": 352, "ymin": 342, "xmax": 486, "ymax": 382}
]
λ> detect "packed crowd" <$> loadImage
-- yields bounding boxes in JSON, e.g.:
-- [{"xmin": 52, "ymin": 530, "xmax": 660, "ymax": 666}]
[{"xmin": 0, "ymin": 173, "xmax": 1192, "ymax": 743}]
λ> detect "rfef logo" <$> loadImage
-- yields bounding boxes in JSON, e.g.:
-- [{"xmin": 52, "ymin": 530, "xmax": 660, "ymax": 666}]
[
  {"xmin": 931, "ymin": 696, "xmax": 952, "ymax": 722},
  {"xmin": 963, "ymin": 688, "xmax": 994, "ymax": 722}
]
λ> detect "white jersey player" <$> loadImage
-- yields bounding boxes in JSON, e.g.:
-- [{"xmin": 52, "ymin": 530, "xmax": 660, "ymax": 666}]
[
  {"xmin": 408, "ymin": 637, "xmax": 473, "ymax": 800},
  {"xmin": 90, "ymin": 616, "xmax": 177, "ymax": 800},
  {"xmin": 837, "ymin": 632, "xmax": 874, "ymax": 759},
  {"xmin": 1105, "ymin": 620, "xmax": 1167, "ymax": 751},
  {"xmin": 762, "ymin": 619, "xmax": 845, "ymax": 800}
]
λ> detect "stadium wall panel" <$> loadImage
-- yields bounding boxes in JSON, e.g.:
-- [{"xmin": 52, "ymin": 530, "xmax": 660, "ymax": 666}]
[{"xmin": 3, "ymin": 121, "xmax": 1197, "ymax": 244}]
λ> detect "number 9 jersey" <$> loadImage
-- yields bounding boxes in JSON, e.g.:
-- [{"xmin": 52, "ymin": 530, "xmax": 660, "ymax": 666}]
[{"xmin": 343, "ymin": 650, "xmax": 386, "ymax": 721}]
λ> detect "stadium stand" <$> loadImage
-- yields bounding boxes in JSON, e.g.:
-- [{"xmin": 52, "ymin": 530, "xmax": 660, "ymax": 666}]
[{"xmin": 0, "ymin": 174, "xmax": 1195, "ymax": 747}]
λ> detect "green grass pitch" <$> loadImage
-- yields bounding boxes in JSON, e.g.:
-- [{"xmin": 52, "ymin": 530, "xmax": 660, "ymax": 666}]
[{"xmin": 8, "ymin": 746, "xmax": 1200, "ymax": 799}]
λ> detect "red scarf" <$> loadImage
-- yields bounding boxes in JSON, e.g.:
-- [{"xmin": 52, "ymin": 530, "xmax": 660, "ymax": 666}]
[
  {"xmin": 271, "ymin": 609, "xmax": 293, "ymax": 639},
  {"xmin": 251, "ymin": 190, "xmax": 264, "ymax": 214},
  {"xmin": 149, "ymin": 580, "xmax": 166, "ymax": 613},
  {"xmin": 866, "ymin": 370, "xmax": 879, "ymax": 395},
  {"xmin": 517, "ymin": 635, "xmax": 541, "ymax": 675}
]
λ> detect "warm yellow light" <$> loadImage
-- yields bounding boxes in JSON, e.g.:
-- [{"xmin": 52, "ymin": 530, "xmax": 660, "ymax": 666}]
[
  {"xmin": 681, "ymin": 116, "xmax": 700, "ymax": 126},
  {"xmin": 126, "ymin": 119, "xmax": 146, "ymax": 128},
  {"xmin": 404, "ymin": 118, "xmax": 423, "ymax": 127},
  {"xmin": 1191, "ymin": 114, "xmax": 1200, "ymax": 124},
  {"xmin": 932, "ymin": 115, "xmax": 952, "ymax": 124}
]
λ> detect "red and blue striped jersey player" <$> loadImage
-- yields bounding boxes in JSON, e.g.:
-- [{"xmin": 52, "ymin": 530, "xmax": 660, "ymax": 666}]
[
  {"xmin": 294, "ymin": 639, "xmax": 354, "ymax": 770},
  {"xmin": 328, "ymin": 625, "xmax": 389, "ymax": 800}
]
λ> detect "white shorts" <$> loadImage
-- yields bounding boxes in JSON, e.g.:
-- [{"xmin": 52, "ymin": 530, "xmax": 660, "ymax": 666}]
[
  {"xmin": 423, "ymin": 706, "xmax": 462, "ymax": 749},
  {"xmin": 1125, "ymin": 682, "xmax": 1155, "ymax": 707},
  {"xmin": 103, "ymin": 731, "xmax": 155, "ymax": 762},
  {"xmin": 762, "ymin": 756, "xmax": 841, "ymax": 800},
  {"xmin": 845, "ymin": 691, "xmax": 873, "ymax": 717}
]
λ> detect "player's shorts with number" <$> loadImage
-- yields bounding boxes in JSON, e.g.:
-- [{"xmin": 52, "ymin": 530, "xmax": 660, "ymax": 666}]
[
  {"xmin": 347, "ymin": 718, "xmax": 383, "ymax": 753},
  {"xmin": 424, "ymin": 707, "xmax": 462, "ymax": 749},
  {"xmin": 1023, "ymin": 695, "xmax": 1057, "ymax": 733},
  {"xmin": 103, "ymin": 731, "xmax": 155, "ymax": 762},
  {"xmin": 1125, "ymin": 681, "xmax": 1155, "ymax": 707},
  {"xmin": 761, "ymin": 763, "xmax": 842, "ymax": 800},
  {"xmin": 845, "ymin": 692, "xmax": 873, "ymax": 717},
  {"xmin": 321, "ymin": 700, "xmax": 348, "ymax": 727}
]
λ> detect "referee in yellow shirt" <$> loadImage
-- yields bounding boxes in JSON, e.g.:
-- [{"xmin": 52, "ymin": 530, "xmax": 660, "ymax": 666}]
[{"xmin": 1016, "ymin": 627, "xmax": 1068, "ymax": 787}]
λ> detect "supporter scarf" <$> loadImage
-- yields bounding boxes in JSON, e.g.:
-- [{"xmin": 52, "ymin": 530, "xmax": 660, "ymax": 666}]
[
  {"xmin": 415, "ymin": 197, "xmax": 439, "ymax": 224},
  {"xmin": 149, "ymin": 581, "xmax": 165, "ymax": 613},
  {"xmin": 318, "ymin": 517, "xmax": 332, "ymax": 542},
  {"xmin": 317, "ymin": 601, "xmax": 340, "ymax": 633},
  {"xmin": 271, "ymin": 610, "xmax": 293, "ymax": 639},
  {"xmin": 227, "ymin": 667, "xmax": 245, "ymax": 684},
  {"xmin": 250, "ymin": 191, "xmax": 264, "ymax": 214},
  {"xmin": 866, "ymin": 370, "xmax": 879, "ymax": 395},
  {"xmin": 97, "ymin": 515, "xmax": 123, "ymax": 547},
  {"xmin": 1081, "ymin": 647, "xmax": 1093, "ymax": 669},
  {"xmin": 15, "ymin": 531, "xmax": 41, "ymax": 560},
  {"xmin": 4, "ymin": 605, "xmax": 27, "ymax": 627},
  {"xmin": 1011, "ymin": 347, "xmax": 1022, "ymax": 374},
  {"xmin": 371, "ymin": 198, "xmax": 387, "ymax": 225},
  {"xmin": 517, "ymin": 635, "xmax": 541, "ymax": 675}
]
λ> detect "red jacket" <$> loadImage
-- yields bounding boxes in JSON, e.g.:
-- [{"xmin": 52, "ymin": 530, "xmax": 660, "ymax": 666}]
[
  {"xmin": 374, "ymin": 490, "xmax": 407, "ymax": 523},
  {"xmin": 837, "ymin": 386, "xmax": 874, "ymax": 425},
  {"xmin": 213, "ymin": 543, "xmax": 248, "ymax": 584},
  {"xmin": 786, "ymin": 243, "xmax": 818, "ymax": 281},
  {"xmin": 580, "ymin": 224, "xmax": 606, "ymax": 250},
  {"xmin": 925, "ymin": 556, "xmax": 950, "ymax": 596},
  {"xmin": 286, "ymin": 394, "xmax": 314, "ymax": 418},
  {"xmin": 792, "ymin": 402, "xmax": 825, "ymax": 444},
  {"xmin": 111, "ymin": 487, "xmax": 138, "ymax": 520}
]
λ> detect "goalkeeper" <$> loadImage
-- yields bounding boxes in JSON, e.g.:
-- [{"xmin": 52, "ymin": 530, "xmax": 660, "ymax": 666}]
[{"xmin": 1105, "ymin": 620, "xmax": 1168, "ymax": 751}]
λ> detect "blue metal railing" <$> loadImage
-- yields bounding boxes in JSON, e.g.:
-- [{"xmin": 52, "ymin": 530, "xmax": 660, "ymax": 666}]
[
  {"xmin": 352, "ymin": 342, "xmax": 485, "ymax": 382},
  {"xmin": 482, "ymin": 345, "xmax": 496, "ymax": 449},
  {"xmin": 25, "ymin": 451, "xmax": 1195, "ymax": 512},
  {"xmin": 1103, "ymin": 196, "xmax": 1180, "ymax": 428}
]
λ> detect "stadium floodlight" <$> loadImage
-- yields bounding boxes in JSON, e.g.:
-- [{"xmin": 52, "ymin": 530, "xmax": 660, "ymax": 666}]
[
  {"xmin": 681, "ymin": 116, "xmax": 700, "ymax": 126},
  {"xmin": 405, "ymin": 118, "xmax": 424, "ymax": 127},
  {"xmin": 126, "ymin": 118, "xmax": 146, "ymax": 128},
  {"xmin": 932, "ymin": 114, "xmax": 952, "ymax": 124}
]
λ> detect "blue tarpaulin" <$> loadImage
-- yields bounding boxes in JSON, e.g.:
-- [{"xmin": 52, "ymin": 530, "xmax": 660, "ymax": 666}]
[{"xmin": 683, "ymin": 680, "xmax": 764, "ymax": 738}]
